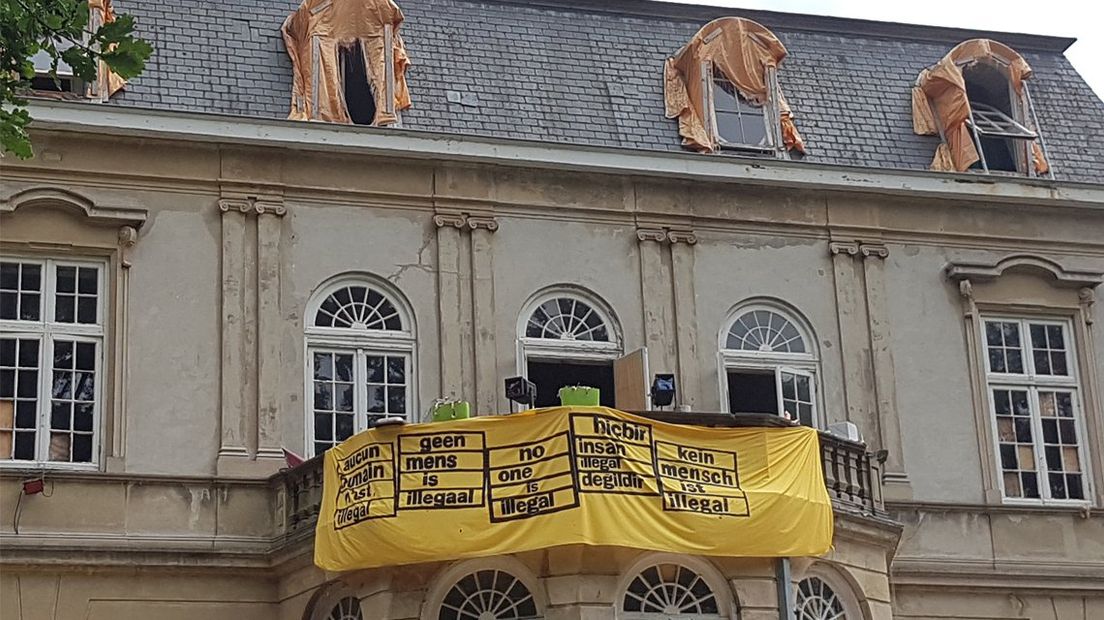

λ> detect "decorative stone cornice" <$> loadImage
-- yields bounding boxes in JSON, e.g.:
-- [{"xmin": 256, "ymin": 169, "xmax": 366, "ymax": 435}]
[
  {"xmin": 1, "ymin": 186, "xmax": 147, "ymax": 228},
  {"xmin": 859, "ymin": 243, "xmax": 889, "ymax": 259},
  {"xmin": 466, "ymin": 216, "xmax": 499, "ymax": 232},
  {"xmin": 666, "ymin": 230, "xmax": 697, "ymax": 245},
  {"xmin": 828, "ymin": 241, "xmax": 860, "ymax": 256},
  {"xmin": 945, "ymin": 254, "xmax": 1103, "ymax": 289},
  {"xmin": 433, "ymin": 213, "xmax": 467, "ymax": 229}
]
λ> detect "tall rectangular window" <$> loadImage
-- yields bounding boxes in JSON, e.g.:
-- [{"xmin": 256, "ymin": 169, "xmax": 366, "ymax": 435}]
[
  {"xmin": 309, "ymin": 348, "xmax": 409, "ymax": 455},
  {"xmin": 983, "ymin": 316, "xmax": 1088, "ymax": 502},
  {"xmin": 1, "ymin": 258, "xmax": 104, "ymax": 466}
]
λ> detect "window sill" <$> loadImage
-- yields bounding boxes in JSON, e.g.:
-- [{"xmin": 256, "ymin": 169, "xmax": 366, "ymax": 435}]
[{"xmin": 0, "ymin": 461, "xmax": 100, "ymax": 475}]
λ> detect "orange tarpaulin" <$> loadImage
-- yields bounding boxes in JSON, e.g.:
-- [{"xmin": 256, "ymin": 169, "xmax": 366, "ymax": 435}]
[
  {"xmin": 912, "ymin": 38, "xmax": 1047, "ymax": 174},
  {"xmin": 664, "ymin": 17, "xmax": 804, "ymax": 154},
  {"xmin": 89, "ymin": 0, "xmax": 126, "ymax": 97},
  {"xmin": 282, "ymin": 0, "xmax": 411, "ymax": 126}
]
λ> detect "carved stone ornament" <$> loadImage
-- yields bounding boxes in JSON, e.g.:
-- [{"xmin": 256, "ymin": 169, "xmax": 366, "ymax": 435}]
[
  {"xmin": 433, "ymin": 213, "xmax": 467, "ymax": 229},
  {"xmin": 828, "ymin": 241, "xmax": 860, "ymax": 256},
  {"xmin": 466, "ymin": 216, "xmax": 499, "ymax": 232},
  {"xmin": 859, "ymin": 243, "xmax": 889, "ymax": 259},
  {"xmin": 666, "ymin": 229, "xmax": 698, "ymax": 245},
  {"xmin": 636, "ymin": 228, "xmax": 668, "ymax": 243}
]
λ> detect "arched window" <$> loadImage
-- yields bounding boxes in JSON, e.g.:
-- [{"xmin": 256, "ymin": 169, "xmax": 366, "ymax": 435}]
[
  {"xmin": 622, "ymin": 564, "xmax": 722, "ymax": 618},
  {"xmin": 720, "ymin": 302, "xmax": 819, "ymax": 426},
  {"xmin": 305, "ymin": 276, "xmax": 415, "ymax": 456},
  {"xmin": 795, "ymin": 576, "xmax": 849, "ymax": 620},
  {"xmin": 517, "ymin": 290, "xmax": 622, "ymax": 408},
  {"xmin": 619, "ymin": 555, "xmax": 735, "ymax": 620},
  {"xmin": 912, "ymin": 38, "xmax": 1050, "ymax": 177},
  {"xmin": 664, "ymin": 17, "xmax": 805, "ymax": 156},
  {"xmin": 326, "ymin": 597, "xmax": 364, "ymax": 620},
  {"xmin": 438, "ymin": 569, "xmax": 540, "ymax": 620}
]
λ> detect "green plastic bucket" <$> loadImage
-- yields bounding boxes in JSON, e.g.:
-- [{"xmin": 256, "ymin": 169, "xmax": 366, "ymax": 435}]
[{"xmin": 558, "ymin": 386, "xmax": 600, "ymax": 407}]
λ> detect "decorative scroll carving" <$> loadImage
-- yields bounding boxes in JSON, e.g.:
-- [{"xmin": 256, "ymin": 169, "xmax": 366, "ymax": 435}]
[
  {"xmin": 959, "ymin": 279, "xmax": 977, "ymax": 318},
  {"xmin": 117, "ymin": 226, "xmax": 138, "ymax": 269},
  {"xmin": 218, "ymin": 199, "xmax": 253, "ymax": 214},
  {"xmin": 1080, "ymin": 287, "xmax": 1096, "ymax": 326},
  {"xmin": 859, "ymin": 243, "xmax": 889, "ymax": 259},
  {"xmin": 828, "ymin": 241, "xmax": 860, "ymax": 256},
  {"xmin": 434, "ymin": 213, "xmax": 467, "ymax": 229},
  {"xmin": 666, "ymin": 229, "xmax": 698, "ymax": 245},
  {"xmin": 254, "ymin": 202, "xmax": 288, "ymax": 217},
  {"xmin": 636, "ymin": 228, "xmax": 668, "ymax": 243},
  {"xmin": 466, "ymin": 216, "xmax": 499, "ymax": 232}
]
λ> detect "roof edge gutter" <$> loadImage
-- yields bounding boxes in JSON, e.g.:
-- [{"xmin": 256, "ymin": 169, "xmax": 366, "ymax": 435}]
[{"xmin": 23, "ymin": 101, "xmax": 1104, "ymax": 209}]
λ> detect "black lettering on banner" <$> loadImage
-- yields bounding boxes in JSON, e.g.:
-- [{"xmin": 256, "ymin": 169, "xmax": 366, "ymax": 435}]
[
  {"xmin": 486, "ymin": 431, "xmax": 579, "ymax": 522},
  {"xmin": 569, "ymin": 413, "xmax": 659, "ymax": 497},
  {"xmin": 654, "ymin": 441, "xmax": 750, "ymax": 517},
  {"xmin": 333, "ymin": 441, "xmax": 397, "ymax": 529},
  {"xmin": 397, "ymin": 431, "xmax": 487, "ymax": 511}
]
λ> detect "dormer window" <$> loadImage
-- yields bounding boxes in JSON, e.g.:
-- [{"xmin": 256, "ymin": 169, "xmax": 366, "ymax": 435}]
[
  {"xmin": 710, "ymin": 69, "xmax": 770, "ymax": 150},
  {"xmin": 665, "ymin": 17, "xmax": 804, "ymax": 156},
  {"xmin": 282, "ymin": 0, "xmax": 412, "ymax": 127},
  {"xmin": 963, "ymin": 63, "xmax": 1037, "ymax": 173},
  {"xmin": 912, "ymin": 38, "xmax": 1051, "ymax": 177},
  {"xmin": 25, "ymin": 2, "xmax": 126, "ymax": 102}
]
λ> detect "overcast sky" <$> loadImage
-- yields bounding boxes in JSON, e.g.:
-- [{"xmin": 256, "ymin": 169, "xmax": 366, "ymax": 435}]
[{"xmin": 660, "ymin": 0, "xmax": 1104, "ymax": 100}]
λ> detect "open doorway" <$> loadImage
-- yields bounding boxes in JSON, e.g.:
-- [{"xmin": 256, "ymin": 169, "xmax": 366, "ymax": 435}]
[
  {"xmin": 527, "ymin": 360, "xmax": 615, "ymax": 408},
  {"xmin": 340, "ymin": 43, "xmax": 376, "ymax": 125}
]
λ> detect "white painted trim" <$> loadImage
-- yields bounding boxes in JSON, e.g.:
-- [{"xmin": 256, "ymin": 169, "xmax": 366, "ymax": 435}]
[{"xmin": 26, "ymin": 101, "xmax": 1104, "ymax": 210}]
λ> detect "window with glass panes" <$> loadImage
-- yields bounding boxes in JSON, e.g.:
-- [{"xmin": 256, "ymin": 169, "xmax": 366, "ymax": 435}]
[
  {"xmin": 306, "ymin": 282, "xmax": 413, "ymax": 456},
  {"xmin": 983, "ymin": 317, "xmax": 1088, "ymax": 502},
  {"xmin": 0, "ymin": 258, "xmax": 103, "ymax": 465}
]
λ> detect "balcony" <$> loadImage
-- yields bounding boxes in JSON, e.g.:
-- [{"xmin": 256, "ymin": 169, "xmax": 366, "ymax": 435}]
[{"xmin": 271, "ymin": 411, "xmax": 885, "ymax": 542}]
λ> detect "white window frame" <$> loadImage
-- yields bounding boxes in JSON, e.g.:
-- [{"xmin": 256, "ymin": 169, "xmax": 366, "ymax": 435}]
[
  {"xmin": 981, "ymin": 315, "xmax": 1091, "ymax": 506},
  {"xmin": 702, "ymin": 60, "xmax": 783, "ymax": 155},
  {"xmin": 1, "ymin": 256, "xmax": 106, "ymax": 470},
  {"xmin": 616, "ymin": 553, "xmax": 736, "ymax": 620},
  {"xmin": 515, "ymin": 290, "xmax": 622, "ymax": 376},
  {"xmin": 718, "ymin": 303, "xmax": 822, "ymax": 427},
  {"xmin": 304, "ymin": 277, "xmax": 416, "ymax": 457}
]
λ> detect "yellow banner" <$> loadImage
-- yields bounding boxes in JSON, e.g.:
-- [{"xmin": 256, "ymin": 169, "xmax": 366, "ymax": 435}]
[{"xmin": 315, "ymin": 407, "xmax": 833, "ymax": 571}]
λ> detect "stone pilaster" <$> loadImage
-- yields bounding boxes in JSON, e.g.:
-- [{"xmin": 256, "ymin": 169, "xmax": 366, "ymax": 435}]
[
  {"xmin": 467, "ymin": 216, "xmax": 500, "ymax": 414},
  {"xmin": 637, "ymin": 228, "xmax": 677, "ymax": 391},
  {"xmin": 859, "ymin": 242, "xmax": 910, "ymax": 497},
  {"xmin": 668, "ymin": 229, "xmax": 700, "ymax": 409},
  {"xmin": 435, "ymin": 214, "xmax": 466, "ymax": 401},
  {"xmin": 828, "ymin": 241, "xmax": 879, "ymax": 449},
  {"xmin": 218, "ymin": 196, "xmax": 287, "ymax": 476}
]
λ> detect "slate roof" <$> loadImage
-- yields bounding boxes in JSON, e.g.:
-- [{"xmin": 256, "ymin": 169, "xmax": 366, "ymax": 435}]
[{"xmin": 108, "ymin": 0, "xmax": 1104, "ymax": 184}]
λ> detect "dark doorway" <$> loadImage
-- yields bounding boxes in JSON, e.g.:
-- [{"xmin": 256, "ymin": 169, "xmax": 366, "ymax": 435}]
[
  {"xmin": 341, "ymin": 43, "xmax": 377, "ymax": 125},
  {"xmin": 527, "ymin": 360, "xmax": 615, "ymax": 408},
  {"xmin": 727, "ymin": 370, "xmax": 777, "ymax": 414},
  {"xmin": 964, "ymin": 63, "xmax": 1017, "ymax": 172}
]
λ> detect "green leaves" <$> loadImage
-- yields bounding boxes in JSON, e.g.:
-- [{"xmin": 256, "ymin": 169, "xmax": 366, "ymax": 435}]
[{"xmin": 0, "ymin": 0, "xmax": 152, "ymax": 158}]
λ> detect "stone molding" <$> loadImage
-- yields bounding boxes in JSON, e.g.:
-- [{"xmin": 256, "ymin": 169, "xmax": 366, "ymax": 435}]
[
  {"xmin": 828, "ymin": 240, "xmax": 860, "ymax": 256},
  {"xmin": 945, "ymin": 254, "xmax": 1104, "ymax": 289},
  {"xmin": 635, "ymin": 227, "xmax": 697, "ymax": 244},
  {"xmin": 859, "ymin": 242, "xmax": 889, "ymax": 259},
  {"xmin": 1, "ymin": 186, "xmax": 148, "ymax": 227}
]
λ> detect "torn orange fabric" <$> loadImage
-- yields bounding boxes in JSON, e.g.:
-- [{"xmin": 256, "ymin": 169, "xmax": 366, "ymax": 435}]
[
  {"xmin": 913, "ymin": 38, "xmax": 1047, "ymax": 174},
  {"xmin": 89, "ymin": 0, "xmax": 126, "ymax": 97},
  {"xmin": 282, "ymin": 0, "xmax": 411, "ymax": 126},
  {"xmin": 664, "ymin": 17, "xmax": 803, "ymax": 154}
]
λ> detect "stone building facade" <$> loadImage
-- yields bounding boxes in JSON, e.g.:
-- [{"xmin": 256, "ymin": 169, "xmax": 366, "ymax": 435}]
[{"xmin": 1, "ymin": 1, "xmax": 1102, "ymax": 619}]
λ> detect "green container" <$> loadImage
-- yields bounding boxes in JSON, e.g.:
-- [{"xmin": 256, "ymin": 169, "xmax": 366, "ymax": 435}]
[
  {"xmin": 431, "ymin": 400, "xmax": 471, "ymax": 422},
  {"xmin": 558, "ymin": 386, "xmax": 600, "ymax": 407}
]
